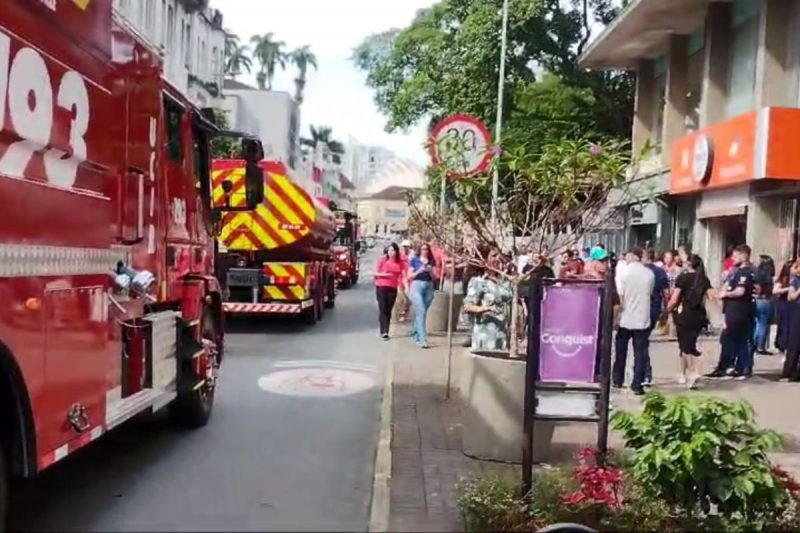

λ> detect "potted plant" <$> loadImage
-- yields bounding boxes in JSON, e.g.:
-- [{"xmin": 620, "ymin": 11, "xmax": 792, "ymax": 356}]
[{"xmin": 412, "ymin": 136, "xmax": 643, "ymax": 463}]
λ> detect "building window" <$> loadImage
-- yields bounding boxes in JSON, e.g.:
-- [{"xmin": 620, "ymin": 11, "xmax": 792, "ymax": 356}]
[
  {"xmin": 652, "ymin": 56, "xmax": 667, "ymax": 150},
  {"xmin": 686, "ymin": 27, "xmax": 705, "ymax": 131},
  {"xmin": 725, "ymin": 0, "xmax": 760, "ymax": 118},
  {"xmin": 185, "ymin": 23, "xmax": 192, "ymax": 68},
  {"xmin": 144, "ymin": 0, "xmax": 155, "ymax": 36}
]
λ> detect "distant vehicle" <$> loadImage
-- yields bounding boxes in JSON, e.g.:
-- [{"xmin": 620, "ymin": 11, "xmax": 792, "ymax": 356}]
[
  {"xmin": 212, "ymin": 160, "xmax": 337, "ymax": 325},
  {"xmin": 333, "ymin": 211, "xmax": 360, "ymax": 288}
]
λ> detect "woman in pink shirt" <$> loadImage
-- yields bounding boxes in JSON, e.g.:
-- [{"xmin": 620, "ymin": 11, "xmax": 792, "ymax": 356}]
[{"xmin": 374, "ymin": 243, "xmax": 406, "ymax": 339}]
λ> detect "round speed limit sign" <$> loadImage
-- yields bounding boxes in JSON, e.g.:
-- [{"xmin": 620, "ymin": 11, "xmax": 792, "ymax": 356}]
[{"xmin": 428, "ymin": 114, "xmax": 492, "ymax": 177}]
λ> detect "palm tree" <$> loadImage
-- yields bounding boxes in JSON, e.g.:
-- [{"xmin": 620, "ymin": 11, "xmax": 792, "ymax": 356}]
[
  {"xmin": 250, "ymin": 32, "xmax": 287, "ymax": 90},
  {"xmin": 290, "ymin": 45, "xmax": 317, "ymax": 103},
  {"xmin": 224, "ymin": 34, "xmax": 253, "ymax": 79},
  {"xmin": 301, "ymin": 125, "xmax": 346, "ymax": 163}
]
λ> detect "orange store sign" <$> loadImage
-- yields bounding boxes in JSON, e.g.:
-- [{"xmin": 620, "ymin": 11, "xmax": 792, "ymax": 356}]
[{"xmin": 670, "ymin": 107, "xmax": 800, "ymax": 194}]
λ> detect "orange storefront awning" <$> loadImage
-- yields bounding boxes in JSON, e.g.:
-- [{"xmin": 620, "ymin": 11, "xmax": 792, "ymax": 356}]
[{"xmin": 669, "ymin": 107, "xmax": 800, "ymax": 195}]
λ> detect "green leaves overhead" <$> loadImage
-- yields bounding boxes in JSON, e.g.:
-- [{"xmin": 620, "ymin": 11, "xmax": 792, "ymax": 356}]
[{"xmin": 353, "ymin": 0, "xmax": 633, "ymax": 142}]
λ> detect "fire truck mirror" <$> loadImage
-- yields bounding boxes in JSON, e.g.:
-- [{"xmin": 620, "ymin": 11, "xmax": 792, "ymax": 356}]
[
  {"xmin": 244, "ymin": 162, "xmax": 264, "ymax": 210},
  {"xmin": 241, "ymin": 138, "xmax": 264, "ymax": 163}
]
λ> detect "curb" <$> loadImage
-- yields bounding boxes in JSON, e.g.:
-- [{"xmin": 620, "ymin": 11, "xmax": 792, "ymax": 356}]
[{"xmin": 368, "ymin": 360, "xmax": 394, "ymax": 533}]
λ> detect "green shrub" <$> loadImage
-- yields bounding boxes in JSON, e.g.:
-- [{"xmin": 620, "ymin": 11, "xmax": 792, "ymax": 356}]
[
  {"xmin": 457, "ymin": 476, "xmax": 530, "ymax": 531},
  {"xmin": 611, "ymin": 391, "xmax": 786, "ymax": 525}
]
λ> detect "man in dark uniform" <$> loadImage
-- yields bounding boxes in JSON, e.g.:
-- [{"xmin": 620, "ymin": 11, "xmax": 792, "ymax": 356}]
[{"xmin": 708, "ymin": 244, "xmax": 756, "ymax": 379}]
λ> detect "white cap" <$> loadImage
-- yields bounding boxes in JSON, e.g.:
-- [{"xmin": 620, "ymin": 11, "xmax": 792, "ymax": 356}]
[{"xmin": 401, "ymin": 240, "xmax": 412, "ymax": 247}]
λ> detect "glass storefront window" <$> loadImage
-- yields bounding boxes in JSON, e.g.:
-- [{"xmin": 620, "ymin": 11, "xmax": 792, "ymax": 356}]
[{"xmin": 725, "ymin": 0, "xmax": 760, "ymax": 117}]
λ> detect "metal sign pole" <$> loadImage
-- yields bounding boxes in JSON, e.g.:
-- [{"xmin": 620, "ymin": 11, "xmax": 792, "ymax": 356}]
[
  {"xmin": 595, "ymin": 268, "xmax": 614, "ymax": 466},
  {"xmin": 521, "ymin": 274, "xmax": 542, "ymax": 498},
  {"xmin": 445, "ymin": 207, "xmax": 457, "ymax": 400}
]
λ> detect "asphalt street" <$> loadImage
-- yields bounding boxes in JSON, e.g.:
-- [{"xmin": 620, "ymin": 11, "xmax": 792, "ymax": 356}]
[{"xmin": 9, "ymin": 251, "xmax": 386, "ymax": 532}]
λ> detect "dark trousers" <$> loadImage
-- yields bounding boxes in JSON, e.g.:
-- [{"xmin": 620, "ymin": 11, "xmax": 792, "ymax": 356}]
[
  {"xmin": 644, "ymin": 309, "xmax": 661, "ymax": 382},
  {"xmin": 613, "ymin": 327, "xmax": 650, "ymax": 391},
  {"xmin": 716, "ymin": 325, "xmax": 752, "ymax": 375},
  {"xmin": 376, "ymin": 286, "xmax": 398, "ymax": 335}
]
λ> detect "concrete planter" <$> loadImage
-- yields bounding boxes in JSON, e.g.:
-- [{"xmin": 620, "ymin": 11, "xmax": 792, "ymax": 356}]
[
  {"xmin": 459, "ymin": 349, "xmax": 555, "ymax": 463},
  {"xmin": 426, "ymin": 289, "xmax": 464, "ymax": 334}
]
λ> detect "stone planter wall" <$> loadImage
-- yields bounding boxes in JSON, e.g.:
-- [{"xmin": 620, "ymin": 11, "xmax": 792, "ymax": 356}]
[{"xmin": 458, "ymin": 349, "xmax": 554, "ymax": 463}]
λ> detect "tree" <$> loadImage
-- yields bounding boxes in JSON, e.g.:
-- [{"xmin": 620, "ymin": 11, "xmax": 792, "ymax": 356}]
[
  {"xmin": 300, "ymin": 125, "xmax": 346, "ymax": 162},
  {"xmin": 224, "ymin": 33, "xmax": 253, "ymax": 79},
  {"xmin": 208, "ymin": 109, "xmax": 240, "ymax": 159},
  {"xmin": 411, "ymin": 137, "xmax": 644, "ymax": 356},
  {"xmin": 290, "ymin": 45, "xmax": 318, "ymax": 103},
  {"xmin": 353, "ymin": 0, "xmax": 633, "ymax": 140},
  {"xmin": 250, "ymin": 33, "xmax": 287, "ymax": 90}
]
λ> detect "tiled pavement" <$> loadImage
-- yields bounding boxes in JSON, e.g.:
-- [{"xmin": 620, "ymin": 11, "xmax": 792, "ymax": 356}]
[{"xmin": 387, "ymin": 330, "xmax": 516, "ymax": 532}]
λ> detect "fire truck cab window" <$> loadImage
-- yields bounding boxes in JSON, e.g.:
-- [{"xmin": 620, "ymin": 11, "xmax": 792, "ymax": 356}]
[
  {"xmin": 164, "ymin": 98, "xmax": 183, "ymax": 163},
  {"xmin": 193, "ymin": 124, "xmax": 211, "ymax": 199}
]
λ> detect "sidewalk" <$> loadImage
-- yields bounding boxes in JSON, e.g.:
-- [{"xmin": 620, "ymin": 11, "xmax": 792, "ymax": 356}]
[
  {"xmin": 383, "ymin": 329, "xmax": 800, "ymax": 532},
  {"xmin": 387, "ymin": 329, "xmax": 515, "ymax": 532}
]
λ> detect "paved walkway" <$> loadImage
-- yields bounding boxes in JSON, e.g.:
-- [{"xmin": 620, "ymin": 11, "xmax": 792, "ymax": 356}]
[
  {"xmin": 388, "ymin": 330, "xmax": 515, "ymax": 532},
  {"xmin": 386, "ymin": 328, "xmax": 800, "ymax": 532}
]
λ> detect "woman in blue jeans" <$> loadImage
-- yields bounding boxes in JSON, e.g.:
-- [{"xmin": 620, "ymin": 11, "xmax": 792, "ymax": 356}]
[
  {"xmin": 408, "ymin": 243, "xmax": 436, "ymax": 348},
  {"xmin": 752, "ymin": 255, "xmax": 775, "ymax": 355}
]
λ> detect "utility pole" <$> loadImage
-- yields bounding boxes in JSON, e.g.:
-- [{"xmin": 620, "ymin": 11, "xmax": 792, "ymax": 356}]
[{"xmin": 490, "ymin": 0, "xmax": 510, "ymax": 228}]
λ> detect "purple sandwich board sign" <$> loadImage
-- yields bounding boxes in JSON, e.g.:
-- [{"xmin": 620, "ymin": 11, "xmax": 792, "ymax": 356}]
[{"xmin": 539, "ymin": 284, "xmax": 601, "ymax": 383}]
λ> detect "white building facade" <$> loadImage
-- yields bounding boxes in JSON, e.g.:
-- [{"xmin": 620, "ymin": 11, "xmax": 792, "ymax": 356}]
[
  {"xmin": 222, "ymin": 85, "xmax": 302, "ymax": 171},
  {"xmin": 343, "ymin": 141, "xmax": 395, "ymax": 191},
  {"xmin": 113, "ymin": 0, "xmax": 226, "ymax": 107}
]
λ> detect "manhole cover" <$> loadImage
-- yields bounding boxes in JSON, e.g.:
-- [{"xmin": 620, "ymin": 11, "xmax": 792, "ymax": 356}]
[{"xmin": 257, "ymin": 368, "xmax": 375, "ymax": 397}]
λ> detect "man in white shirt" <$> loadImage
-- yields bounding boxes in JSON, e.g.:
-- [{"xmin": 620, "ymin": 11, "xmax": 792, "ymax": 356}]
[{"xmin": 612, "ymin": 246, "xmax": 655, "ymax": 395}]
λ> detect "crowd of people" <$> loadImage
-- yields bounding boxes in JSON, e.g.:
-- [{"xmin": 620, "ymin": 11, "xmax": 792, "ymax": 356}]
[{"xmin": 372, "ymin": 236, "xmax": 800, "ymax": 389}]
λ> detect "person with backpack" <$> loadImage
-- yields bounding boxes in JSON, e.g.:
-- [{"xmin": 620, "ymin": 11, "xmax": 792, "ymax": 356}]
[{"xmin": 667, "ymin": 254, "xmax": 712, "ymax": 389}]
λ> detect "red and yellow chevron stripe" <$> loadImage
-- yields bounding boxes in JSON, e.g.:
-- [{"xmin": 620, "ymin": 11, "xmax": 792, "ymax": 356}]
[
  {"xmin": 262, "ymin": 263, "xmax": 307, "ymax": 301},
  {"xmin": 211, "ymin": 160, "xmax": 317, "ymax": 252}
]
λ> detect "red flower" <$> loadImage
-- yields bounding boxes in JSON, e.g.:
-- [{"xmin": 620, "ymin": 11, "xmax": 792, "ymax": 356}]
[{"xmin": 562, "ymin": 448, "xmax": 623, "ymax": 510}]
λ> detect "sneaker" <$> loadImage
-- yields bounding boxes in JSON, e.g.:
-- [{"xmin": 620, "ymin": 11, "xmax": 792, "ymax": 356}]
[
  {"xmin": 382, "ymin": 333, "xmax": 389, "ymax": 341},
  {"xmin": 687, "ymin": 374, "xmax": 699, "ymax": 390},
  {"xmin": 757, "ymin": 349, "xmax": 774, "ymax": 356},
  {"xmin": 732, "ymin": 372, "xmax": 750, "ymax": 381},
  {"xmin": 779, "ymin": 377, "xmax": 790, "ymax": 382},
  {"xmin": 642, "ymin": 379, "xmax": 652, "ymax": 387},
  {"xmin": 677, "ymin": 375, "xmax": 687, "ymax": 385},
  {"xmin": 631, "ymin": 388, "xmax": 645, "ymax": 396},
  {"xmin": 705, "ymin": 370, "xmax": 726, "ymax": 378}
]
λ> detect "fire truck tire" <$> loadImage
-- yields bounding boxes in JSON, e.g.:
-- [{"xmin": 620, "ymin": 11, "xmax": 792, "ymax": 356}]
[
  {"xmin": 303, "ymin": 298, "xmax": 319, "ymax": 325},
  {"xmin": 324, "ymin": 278, "xmax": 335, "ymax": 309},
  {"xmin": 170, "ymin": 306, "xmax": 218, "ymax": 428},
  {"xmin": 0, "ymin": 443, "xmax": 7, "ymax": 532}
]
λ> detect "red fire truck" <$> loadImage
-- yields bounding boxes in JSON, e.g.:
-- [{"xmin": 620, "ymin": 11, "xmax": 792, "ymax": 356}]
[
  {"xmin": 212, "ymin": 159, "xmax": 337, "ymax": 325},
  {"xmin": 333, "ymin": 211, "xmax": 360, "ymax": 288},
  {"xmin": 0, "ymin": 1, "xmax": 263, "ymax": 526}
]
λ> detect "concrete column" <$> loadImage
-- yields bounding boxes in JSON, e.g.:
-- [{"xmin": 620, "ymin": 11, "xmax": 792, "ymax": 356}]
[
  {"xmin": 699, "ymin": 2, "xmax": 732, "ymax": 126},
  {"xmin": 747, "ymin": 195, "xmax": 781, "ymax": 259},
  {"xmin": 632, "ymin": 59, "xmax": 656, "ymax": 155},
  {"xmin": 662, "ymin": 34, "xmax": 689, "ymax": 166},
  {"xmin": 755, "ymin": 0, "xmax": 794, "ymax": 107}
]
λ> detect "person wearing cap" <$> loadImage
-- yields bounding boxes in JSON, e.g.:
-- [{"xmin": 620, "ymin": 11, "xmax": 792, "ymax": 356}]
[
  {"xmin": 612, "ymin": 246, "xmax": 655, "ymax": 395},
  {"xmin": 582, "ymin": 245, "xmax": 609, "ymax": 280}
]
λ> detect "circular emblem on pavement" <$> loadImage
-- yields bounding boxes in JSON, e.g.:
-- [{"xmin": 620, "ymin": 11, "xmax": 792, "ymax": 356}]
[
  {"xmin": 258, "ymin": 367, "xmax": 375, "ymax": 397},
  {"xmin": 692, "ymin": 134, "xmax": 713, "ymax": 184}
]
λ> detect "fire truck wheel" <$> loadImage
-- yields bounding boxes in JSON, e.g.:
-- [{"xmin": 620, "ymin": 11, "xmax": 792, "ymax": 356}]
[
  {"xmin": 324, "ymin": 278, "xmax": 335, "ymax": 309},
  {"xmin": 0, "ymin": 443, "xmax": 7, "ymax": 531},
  {"xmin": 303, "ymin": 297, "xmax": 319, "ymax": 325},
  {"xmin": 170, "ymin": 306, "xmax": 218, "ymax": 428}
]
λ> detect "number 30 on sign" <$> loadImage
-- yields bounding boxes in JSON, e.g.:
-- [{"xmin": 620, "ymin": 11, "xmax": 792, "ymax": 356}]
[{"xmin": 428, "ymin": 114, "xmax": 492, "ymax": 178}]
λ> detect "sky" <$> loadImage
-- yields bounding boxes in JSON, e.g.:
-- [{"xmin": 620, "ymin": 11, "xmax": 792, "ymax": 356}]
[{"xmin": 218, "ymin": 0, "xmax": 437, "ymax": 165}]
